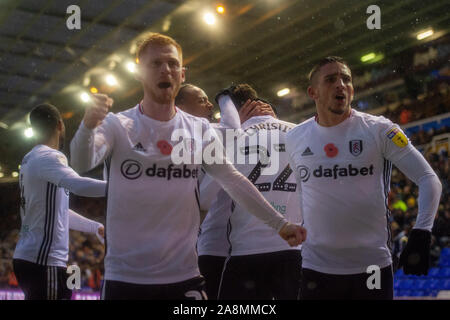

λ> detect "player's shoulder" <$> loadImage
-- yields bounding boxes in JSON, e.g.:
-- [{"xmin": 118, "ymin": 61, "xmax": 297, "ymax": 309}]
[
  {"xmin": 26, "ymin": 145, "xmax": 68, "ymax": 166},
  {"xmin": 275, "ymin": 118, "xmax": 296, "ymax": 129},
  {"xmin": 112, "ymin": 104, "xmax": 139, "ymax": 122},
  {"xmin": 102, "ymin": 104, "xmax": 139, "ymax": 131},
  {"xmin": 287, "ymin": 116, "xmax": 315, "ymax": 140},
  {"xmin": 177, "ymin": 108, "xmax": 212, "ymax": 127},
  {"xmin": 352, "ymin": 109, "xmax": 397, "ymax": 133}
]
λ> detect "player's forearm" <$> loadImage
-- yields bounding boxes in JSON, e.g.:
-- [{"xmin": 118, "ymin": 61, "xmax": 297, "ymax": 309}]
[
  {"xmin": 68, "ymin": 209, "xmax": 103, "ymax": 233},
  {"xmin": 413, "ymin": 173, "xmax": 442, "ymax": 231},
  {"xmin": 59, "ymin": 175, "xmax": 107, "ymax": 197},
  {"xmin": 393, "ymin": 148, "xmax": 442, "ymax": 231},
  {"xmin": 70, "ymin": 121, "xmax": 97, "ymax": 173},
  {"xmin": 203, "ymin": 162, "xmax": 287, "ymax": 231}
]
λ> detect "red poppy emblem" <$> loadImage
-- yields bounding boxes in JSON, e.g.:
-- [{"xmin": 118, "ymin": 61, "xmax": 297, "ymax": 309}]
[
  {"xmin": 157, "ymin": 140, "xmax": 172, "ymax": 155},
  {"xmin": 324, "ymin": 143, "xmax": 338, "ymax": 158}
]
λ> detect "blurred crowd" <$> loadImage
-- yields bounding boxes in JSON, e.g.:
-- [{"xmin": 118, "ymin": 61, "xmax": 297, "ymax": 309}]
[
  {"xmin": 390, "ymin": 146, "xmax": 450, "ymax": 270},
  {"xmin": 382, "ymin": 81, "xmax": 449, "ymax": 126},
  {"xmin": 0, "ymin": 192, "xmax": 105, "ymax": 291}
]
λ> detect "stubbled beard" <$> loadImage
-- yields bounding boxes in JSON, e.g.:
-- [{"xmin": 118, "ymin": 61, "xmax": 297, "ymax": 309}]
[{"xmin": 328, "ymin": 106, "xmax": 347, "ymax": 115}]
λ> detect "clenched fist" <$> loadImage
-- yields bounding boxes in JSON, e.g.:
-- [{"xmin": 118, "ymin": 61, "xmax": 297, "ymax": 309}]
[
  {"xmin": 279, "ymin": 223, "xmax": 307, "ymax": 247},
  {"xmin": 83, "ymin": 93, "xmax": 114, "ymax": 129}
]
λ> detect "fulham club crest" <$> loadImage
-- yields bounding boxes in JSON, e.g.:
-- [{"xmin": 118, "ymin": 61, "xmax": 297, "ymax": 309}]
[{"xmin": 349, "ymin": 140, "xmax": 363, "ymax": 156}]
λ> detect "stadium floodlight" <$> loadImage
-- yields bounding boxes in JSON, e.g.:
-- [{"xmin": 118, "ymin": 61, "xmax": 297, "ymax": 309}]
[
  {"xmin": 417, "ymin": 29, "xmax": 433, "ymax": 40},
  {"xmin": 126, "ymin": 61, "xmax": 137, "ymax": 73},
  {"xmin": 361, "ymin": 52, "xmax": 384, "ymax": 64},
  {"xmin": 277, "ymin": 88, "xmax": 290, "ymax": 97},
  {"xmin": 80, "ymin": 92, "xmax": 91, "ymax": 103},
  {"xmin": 361, "ymin": 53, "xmax": 376, "ymax": 63},
  {"xmin": 204, "ymin": 13, "xmax": 216, "ymax": 25},
  {"xmin": 217, "ymin": 5, "xmax": 225, "ymax": 14},
  {"xmin": 24, "ymin": 127, "xmax": 34, "ymax": 138},
  {"xmin": 12, "ymin": 171, "xmax": 19, "ymax": 178},
  {"xmin": 106, "ymin": 74, "xmax": 118, "ymax": 86}
]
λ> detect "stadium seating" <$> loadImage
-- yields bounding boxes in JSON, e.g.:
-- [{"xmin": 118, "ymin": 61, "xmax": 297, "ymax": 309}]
[{"xmin": 394, "ymin": 249, "xmax": 450, "ymax": 298}]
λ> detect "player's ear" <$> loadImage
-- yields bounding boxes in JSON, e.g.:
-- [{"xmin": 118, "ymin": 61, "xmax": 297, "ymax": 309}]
[
  {"xmin": 181, "ymin": 66, "xmax": 186, "ymax": 83},
  {"xmin": 57, "ymin": 119, "xmax": 63, "ymax": 132},
  {"xmin": 307, "ymin": 86, "xmax": 317, "ymax": 100},
  {"xmin": 349, "ymin": 85, "xmax": 355, "ymax": 103}
]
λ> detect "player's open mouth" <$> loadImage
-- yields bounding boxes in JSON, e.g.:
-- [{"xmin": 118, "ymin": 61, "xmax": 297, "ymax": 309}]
[
  {"xmin": 158, "ymin": 82, "xmax": 172, "ymax": 89},
  {"xmin": 335, "ymin": 95, "xmax": 345, "ymax": 101}
]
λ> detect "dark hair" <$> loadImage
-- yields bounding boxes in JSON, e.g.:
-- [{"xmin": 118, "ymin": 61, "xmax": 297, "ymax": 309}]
[
  {"xmin": 175, "ymin": 83, "xmax": 197, "ymax": 106},
  {"xmin": 231, "ymin": 84, "xmax": 259, "ymax": 109},
  {"xmin": 29, "ymin": 103, "xmax": 61, "ymax": 141},
  {"xmin": 308, "ymin": 56, "xmax": 349, "ymax": 84},
  {"xmin": 232, "ymin": 84, "xmax": 278, "ymax": 116}
]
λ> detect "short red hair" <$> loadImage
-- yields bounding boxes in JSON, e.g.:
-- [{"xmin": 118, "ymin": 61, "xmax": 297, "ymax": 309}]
[{"xmin": 136, "ymin": 33, "xmax": 183, "ymax": 63}]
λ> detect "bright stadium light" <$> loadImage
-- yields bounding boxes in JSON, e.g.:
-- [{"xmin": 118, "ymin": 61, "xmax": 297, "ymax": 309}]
[
  {"xmin": 24, "ymin": 127, "xmax": 34, "ymax": 138},
  {"xmin": 417, "ymin": 29, "xmax": 433, "ymax": 40},
  {"xmin": 217, "ymin": 5, "xmax": 225, "ymax": 14},
  {"xmin": 361, "ymin": 52, "xmax": 376, "ymax": 62},
  {"xmin": 12, "ymin": 171, "xmax": 19, "ymax": 178},
  {"xmin": 361, "ymin": 52, "xmax": 384, "ymax": 64},
  {"xmin": 204, "ymin": 13, "xmax": 216, "ymax": 25},
  {"xmin": 106, "ymin": 74, "xmax": 118, "ymax": 86},
  {"xmin": 80, "ymin": 92, "xmax": 91, "ymax": 103},
  {"xmin": 277, "ymin": 88, "xmax": 290, "ymax": 97},
  {"xmin": 126, "ymin": 61, "xmax": 137, "ymax": 73},
  {"xmin": 90, "ymin": 87, "xmax": 98, "ymax": 94}
]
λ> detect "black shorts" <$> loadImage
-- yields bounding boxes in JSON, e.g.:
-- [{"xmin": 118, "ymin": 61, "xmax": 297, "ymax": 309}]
[
  {"xmin": 218, "ymin": 250, "xmax": 302, "ymax": 300},
  {"xmin": 300, "ymin": 265, "xmax": 394, "ymax": 300},
  {"xmin": 102, "ymin": 275, "xmax": 207, "ymax": 300},
  {"xmin": 198, "ymin": 255, "xmax": 226, "ymax": 300},
  {"xmin": 13, "ymin": 259, "xmax": 72, "ymax": 300}
]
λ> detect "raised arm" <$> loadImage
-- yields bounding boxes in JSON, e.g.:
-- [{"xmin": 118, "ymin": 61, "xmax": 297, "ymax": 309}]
[{"xmin": 70, "ymin": 94, "xmax": 114, "ymax": 173}]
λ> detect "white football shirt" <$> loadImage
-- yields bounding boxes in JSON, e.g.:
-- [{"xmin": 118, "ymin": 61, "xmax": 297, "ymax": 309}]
[
  {"xmin": 13, "ymin": 145, "xmax": 74, "ymax": 267},
  {"xmin": 201, "ymin": 116, "xmax": 302, "ymax": 256},
  {"xmin": 71, "ymin": 105, "xmax": 216, "ymax": 284},
  {"xmin": 196, "ymin": 122, "xmax": 239, "ymax": 258},
  {"xmin": 197, "ymin": 184, "xmax": 232, "ymax": 257},
  {"xmin": 286, "ymin": 109, "xmax": 415, "ymax": 274}
]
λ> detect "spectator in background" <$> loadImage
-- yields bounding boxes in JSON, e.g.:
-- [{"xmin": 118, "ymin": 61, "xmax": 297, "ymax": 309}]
[
  {"xmin": 391, "ymin": 221, "xmax": 408, "ymax": 270},
  {"xmin": 430, "ymin": 235, "xmax": 442, "ymax": 267},
  {"xmin": 433, "ymin": 209, "xmax": 450, "ymax": 247},
  {"xmin": 399, "ymin": 108, "xmax": 412, "ymax": 124}
]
